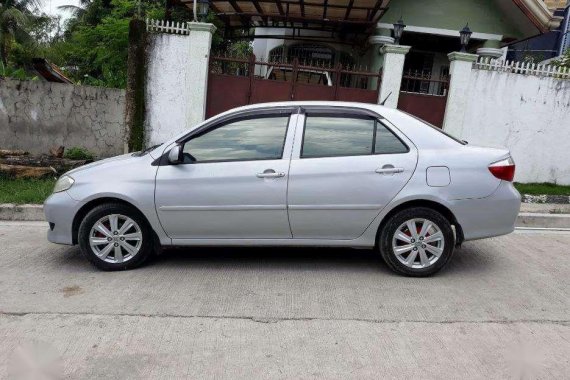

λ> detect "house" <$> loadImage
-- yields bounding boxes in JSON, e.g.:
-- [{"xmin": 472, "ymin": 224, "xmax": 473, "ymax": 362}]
[
  {"xmin": 506, "ymin": 0, "xmax": 569, "ymax": 62},
  {"xmin": 240, "ymin": 0, "xmax": 562, "ymax": 88},
  {"xmin": 193, "ymin": 0, "xmax": 560, "ymax": 125}
]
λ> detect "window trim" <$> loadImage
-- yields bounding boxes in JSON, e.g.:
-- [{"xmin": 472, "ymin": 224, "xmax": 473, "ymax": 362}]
[
  {"xmin": 299, "ymin": 113, "xmax": 410, "ymax": 159},
  {"xmin": 176, "ymin": 106, "xmax": 296, "ymax": 144},
  {"xmin": 180, "ymin": 113, "xmax": 292, "ymax": 165}
]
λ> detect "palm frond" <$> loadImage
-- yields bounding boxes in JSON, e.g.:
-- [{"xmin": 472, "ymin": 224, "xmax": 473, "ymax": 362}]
[{"xmin": 57, "ymin": 4, "xmax": 86, "ymax": 17}]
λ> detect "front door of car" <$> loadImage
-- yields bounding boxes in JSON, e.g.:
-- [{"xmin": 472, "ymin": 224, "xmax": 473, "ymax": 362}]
[
  {"xmin": 287, "ymin": 110, "xmax": 418, "ymax": 240},
  {"xmin": 155, "ymin": 111, "xmax": 296, "ymax": 240}
]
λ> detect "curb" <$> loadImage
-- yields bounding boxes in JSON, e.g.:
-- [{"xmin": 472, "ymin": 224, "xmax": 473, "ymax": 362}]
[
  {"xmin": 516, "ymin": 213, "xmax": 570, "ymax": 229},
  {"xmin": 0, "ymin": 204, "xmax": 44, "ymax": 221},
  {"xmin": 1, "ymin": 204, "xmax": 570, "ymax": 229},
  {"xmin": 522, "ymin": 194, "xmax": 570, "ymax": 204}
]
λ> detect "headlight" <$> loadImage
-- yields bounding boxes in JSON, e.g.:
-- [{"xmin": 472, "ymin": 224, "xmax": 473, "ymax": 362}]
[{"xmin": 53, "ymin": 175, "xmax": 75, "ymax": 193}]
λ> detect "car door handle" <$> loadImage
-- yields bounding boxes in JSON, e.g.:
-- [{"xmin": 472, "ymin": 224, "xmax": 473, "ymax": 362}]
[
  {"xmin": 375, "ymin": 167, "xmax": 404, "ymax": 175},
  {"xmin": 256, "ymin": 170, "xmax": 285, "ymax": 178}
]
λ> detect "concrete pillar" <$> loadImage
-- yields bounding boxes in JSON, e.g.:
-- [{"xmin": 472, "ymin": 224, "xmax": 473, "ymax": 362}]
[
  {"xmin": 441, "ymin": 52, "xmax": 478, "ymax": 136},
  {"xmin": 476, "ymin": 40, "xmax": 504, "ymax": 59},
  {"xmin": 367, "ymin": 28, "xmax": 394, "ymax": 90},
  {"xmin": 145, "ymin": 21, "xmax": 216, "ymax": 146},
  {"xmin": 378, "ymin": 44, "xmax": 411, "ymax": 108}
]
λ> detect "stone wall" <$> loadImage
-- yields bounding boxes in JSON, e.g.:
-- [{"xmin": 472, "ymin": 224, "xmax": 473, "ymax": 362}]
[{"xmin": 0, "ymin": 79, "xmax": 126, "ymax": 157}]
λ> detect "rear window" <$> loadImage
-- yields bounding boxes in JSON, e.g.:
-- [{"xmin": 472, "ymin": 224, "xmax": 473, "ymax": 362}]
[{"xmin": 404, "ymin": 112, "xmax": 467, "ymax": 145}]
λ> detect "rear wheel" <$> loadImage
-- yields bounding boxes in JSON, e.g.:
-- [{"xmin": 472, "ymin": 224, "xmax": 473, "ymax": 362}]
[
  {"xmin": 78, "ymin": 203, "xmax": 154, "ymax": 270},
  {"xmin": 378, "ymin": 207, "xmax": 455, "ymax": 277}
]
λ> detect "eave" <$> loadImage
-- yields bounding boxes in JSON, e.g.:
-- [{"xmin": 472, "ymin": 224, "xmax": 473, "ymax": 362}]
[{"xmin": 513, "ymin": 0, "xmax": 562, "ymax": 33}]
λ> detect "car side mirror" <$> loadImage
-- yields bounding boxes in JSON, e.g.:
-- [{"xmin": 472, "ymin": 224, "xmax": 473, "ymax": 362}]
[{"xmin": 167, "ymin": 145, "xmax": 183, "ymax": 165}]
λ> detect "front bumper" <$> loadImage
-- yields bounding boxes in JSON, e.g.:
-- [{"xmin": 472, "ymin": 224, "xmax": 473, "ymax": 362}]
[
  {"xmin": 44, "ymin": 191, "xmax": 79, "ymax": 245},
  {"xmin": 450, "ymin": 181, "xmax": 521, "ymax": 241}
]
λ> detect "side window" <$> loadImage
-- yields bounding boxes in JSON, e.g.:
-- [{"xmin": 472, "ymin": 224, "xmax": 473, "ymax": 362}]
[
  {"xmin": 375, "ymin": 123, "xmax": 409, "ymax": 154},
  {"xmin": 301, "ymin": 116, "xmax": 375, "ymax": 158},
  {"xmin": 184, "ymin": 116, "xmax": 289, "ymax": 162},
  {"xmin": 301, "ymin": 115, "xmax": 408, "ymax": 158}
]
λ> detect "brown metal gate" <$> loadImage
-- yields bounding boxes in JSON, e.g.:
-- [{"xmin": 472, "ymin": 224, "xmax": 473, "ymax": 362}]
[
  {"xmin": 206, "ymin": 54, "xmax": 382, "ymax": 118},
  {"xmin": 397, "ymin": 71, "xmax": 449, "ymax": 127}
]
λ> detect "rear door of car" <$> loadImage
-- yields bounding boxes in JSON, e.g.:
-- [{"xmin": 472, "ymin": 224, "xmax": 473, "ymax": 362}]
[{"xmin": 287, "ymin": 107, "xmax": 418, "ymax": 240}]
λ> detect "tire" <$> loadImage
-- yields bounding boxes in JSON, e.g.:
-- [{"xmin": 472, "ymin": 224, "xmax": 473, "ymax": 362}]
[
  {"xmin": 78, "ymin": 203, "xmax": 154, "ymax": 271},
  {"xmin": 378, "ymin": 207, "xmax": 455, "ymax": 277}
]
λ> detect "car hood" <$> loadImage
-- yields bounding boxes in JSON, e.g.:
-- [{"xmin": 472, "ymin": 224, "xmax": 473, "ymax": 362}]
[{"xmin": 65, "ymin": 153, "xmax": 138, "ymax": 176}]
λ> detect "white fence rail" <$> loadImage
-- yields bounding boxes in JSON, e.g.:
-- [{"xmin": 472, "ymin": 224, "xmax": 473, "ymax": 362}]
[
  {"xmin": 146, "ymin": 19, "xmax": 190, "ymax": 35},
  {"xmin": 474, "ymin": 57, "xmax": 570, "ymax": 79}
]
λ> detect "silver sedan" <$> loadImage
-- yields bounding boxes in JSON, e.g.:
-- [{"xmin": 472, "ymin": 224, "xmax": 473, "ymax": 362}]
[{"xmin": 44, "ymin": 102, "xmax": 521, "ymax": 276}]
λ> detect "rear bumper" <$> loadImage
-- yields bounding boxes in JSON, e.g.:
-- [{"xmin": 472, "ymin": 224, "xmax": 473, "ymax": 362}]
[
  {"xmin": 450, "ymin": 181, "xmax": 521, "ymax": 241},
  {"xmin": 44, "ymin": 191, "xmax": 78, "ymax": 245}
]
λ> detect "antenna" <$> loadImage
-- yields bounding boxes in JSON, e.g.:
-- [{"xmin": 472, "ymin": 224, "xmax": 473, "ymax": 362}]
[{"xmin": 380, "ymin": 92, "xmax": 392, "ymax": 106}]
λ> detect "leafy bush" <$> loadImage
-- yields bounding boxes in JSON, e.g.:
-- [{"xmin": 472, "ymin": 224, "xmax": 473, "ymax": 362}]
[
  {"xmin": 64, "ymin": 147, "xmax": 95, "ymax": 160},
  {"xmin": 553, "ymin": 48, "xmax": 570, "ymax": 69},
  {"xmin": 0, "ymin": 62, "xmax": 38, "ymax": 80}
]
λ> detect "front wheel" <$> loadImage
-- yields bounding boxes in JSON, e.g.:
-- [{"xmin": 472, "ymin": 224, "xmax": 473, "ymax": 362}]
[
  {"xmin": 78, "ymin": 203, "xmax": 154, "ymax": 271},
  {"xmin": 378, "ymin": 207, "xmax": 455, "ymax": 277}
]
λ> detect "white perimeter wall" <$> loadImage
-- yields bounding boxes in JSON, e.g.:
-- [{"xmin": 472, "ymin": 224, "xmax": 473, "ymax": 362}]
[
  {"xmin": 145, "ymin": 25, "xmax": 213, "ymax": 146},
  {"xmin": 455, "ymin": 69, "xmax": 570, "ymax": 185},
  {"xmin": 145, "ymin": 33, "xmax": 193, "ymax": 145}
]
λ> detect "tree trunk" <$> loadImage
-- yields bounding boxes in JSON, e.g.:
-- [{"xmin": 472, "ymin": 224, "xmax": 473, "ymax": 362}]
[
  {"xmin": 0, "ymin": 164, "xmax": 56, "ymax": 179},
  {"xmin": 0, "ymin": 149, "xmax": 29, "ymax": 158},
  {"xmin": 125, "ymin": 18, "xmax": 147, "ymax": 152},
  {"xmin": 0, "ymin": 155, "xmax": 91, "ymax": 173}
]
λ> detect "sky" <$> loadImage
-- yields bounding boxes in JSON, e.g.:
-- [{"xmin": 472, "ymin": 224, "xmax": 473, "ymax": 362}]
[{"xmin": 40, "ymin": 0, "xmax": 79, "ymax": 18}]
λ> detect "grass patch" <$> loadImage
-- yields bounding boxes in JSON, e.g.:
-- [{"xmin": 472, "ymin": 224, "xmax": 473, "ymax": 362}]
[
  {"xmin": 0, "ymin": 176, "xmax": 56, "ymax": 204},
  {"xmin": 64, "ymin": 147, "xmax": 95, "ymax": 160},
  {"xmin": 514, "ymin": 182, "xmax": 570, "ymax": 196}
]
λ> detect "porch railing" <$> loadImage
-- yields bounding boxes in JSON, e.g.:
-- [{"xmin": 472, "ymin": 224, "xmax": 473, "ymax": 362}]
[
  {"xmin": 474, "ymin": 57, "xmax": 570, "ymax": 79},
  {"xmin": 209, "ymin": 54, "xmax": 382, "ymax": 92},
  {"xmin": 400, "ymin": 70, "xmax": 449, "ymax": 96}
]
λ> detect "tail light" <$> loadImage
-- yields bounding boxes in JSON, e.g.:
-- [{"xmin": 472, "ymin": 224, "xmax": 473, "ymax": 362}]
[{"xmin": 488, "ymin": 157, "xmax": 515, "ymax": 182}]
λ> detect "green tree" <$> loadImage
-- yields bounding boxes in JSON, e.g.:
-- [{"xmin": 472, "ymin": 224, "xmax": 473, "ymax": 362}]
[
  {"xmin": 58, "ymin": 0, "xmax": 165, "ymax": 87},
  {"xmin": 0, "ymin": 0, "xmax": 40, "ymax": 66}
]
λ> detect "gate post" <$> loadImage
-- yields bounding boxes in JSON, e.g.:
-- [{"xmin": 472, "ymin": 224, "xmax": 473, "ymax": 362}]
[
  {"xmin": 145, "ymin": 20, "xmax": 216, "ymax": 146},
  {"xmin": 378, "ymin": 44, "xmax": 411, "ymax": 108},
  {"xmin": 441, "ymin": 52, "xmax": 478, "ymax": 135}
]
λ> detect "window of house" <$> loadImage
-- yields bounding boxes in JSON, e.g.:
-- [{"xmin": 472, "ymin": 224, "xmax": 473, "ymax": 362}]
[
  {"xmin": 301, "ymin": 115, "xmax": 408, "ymax": 158},
  {"xmin": 184, "ymin": 116, "xmax": 289, "ymax": 162}
]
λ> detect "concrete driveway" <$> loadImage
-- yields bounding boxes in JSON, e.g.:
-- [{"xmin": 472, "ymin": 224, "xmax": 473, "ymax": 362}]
[{"xmin": 0, "ymin": 221, "xmax": 569, "ymax": 379}]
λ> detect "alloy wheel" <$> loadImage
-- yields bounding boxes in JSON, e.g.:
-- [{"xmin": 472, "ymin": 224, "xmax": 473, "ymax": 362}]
[
  {"xmin": 89, "ymin": 214, "xmax": 143, "ymax": 264},
  {"xmin": 391, "ymin": 218, "xmax": 444, "ymax": 269}
]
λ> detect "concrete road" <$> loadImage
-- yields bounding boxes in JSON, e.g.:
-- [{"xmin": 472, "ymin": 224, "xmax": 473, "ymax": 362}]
[{"xmin": 0, "ymin": 222, "xmax": 569, "ymax": 379}]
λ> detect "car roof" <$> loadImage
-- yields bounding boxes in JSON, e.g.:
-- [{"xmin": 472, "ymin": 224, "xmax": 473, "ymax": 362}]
[
  {"xmin": 163, "ymin": 102, "xmax": 461, "ymax": 150},
  {"xmin": 233, "ymin": 101, "xmax": 462, "ymax": 150}
]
